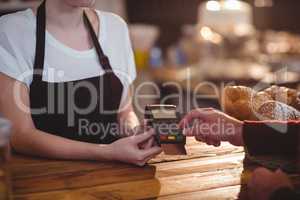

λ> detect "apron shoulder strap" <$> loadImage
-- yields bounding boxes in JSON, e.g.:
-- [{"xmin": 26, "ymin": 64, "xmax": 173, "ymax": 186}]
[
  {"xmin": 33, "ymin": 0, "xmax": 46, "ymax": 83},
  {"xmin": 83, "ymin": 12, "xmax": 112, "ymax": 71}
]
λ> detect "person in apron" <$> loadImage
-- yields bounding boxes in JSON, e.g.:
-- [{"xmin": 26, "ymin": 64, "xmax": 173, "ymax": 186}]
[{"xmin": 0, "ymin": 0, "xmax": 161, "ymax": 166}]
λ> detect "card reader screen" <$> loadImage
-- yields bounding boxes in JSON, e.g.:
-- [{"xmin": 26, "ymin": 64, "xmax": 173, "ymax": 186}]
[{"xmin": 152, "ymin": 109, "xmax": 177, "ymax": 119}]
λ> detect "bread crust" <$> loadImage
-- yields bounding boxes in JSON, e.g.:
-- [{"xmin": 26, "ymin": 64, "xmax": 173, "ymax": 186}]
[
  {"xmin": 257, "ymin": 101, "xmax": 300, "ymax": 121},
  {"xmin": 222, "ymin": 85, "xmax": 300, "ymax": 121},
  {"xmin": 264, "ymin": 86, "xmax": 300, "ymax": 110}
]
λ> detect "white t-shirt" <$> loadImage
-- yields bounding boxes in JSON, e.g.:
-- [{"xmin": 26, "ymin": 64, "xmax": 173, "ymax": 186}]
[{"xmin": 0, "ymin": 9, "xmax": 136, "ymax": 104}]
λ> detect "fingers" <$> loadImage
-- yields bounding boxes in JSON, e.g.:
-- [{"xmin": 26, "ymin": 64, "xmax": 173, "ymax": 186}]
[
  {"xmin": 144, "ymin": 137, "xmax": 155, "ymax": 149},
  {"xmin": 179, "ymin": 110, "xmax": 200, "ymax": 129},
  {"xmin": 140, "ymin": 149, "xmax": 162, "ymax": 166},
  {"xmin": 196, "ymin": 129, "xmax": 209, "ymax": 142},
  {"xmin": 207, "ymin": 136, "xmax": 221, "ymax": 147},
  {"xmin": 184, "ymin": 123, "xmax": 222, "ymax": 146},
  {"xmin": 141, "ymin": 146, "xmax": 162, "ymax": 158},
  {"xmin": 185, "ymin": 124, "xmax": 221, "ymax": 147},
  {"xmin": 206, "ymin": 138, "xmax": 215, "ymax": 146},
  {"xmin": 184, "ymin": 126, "xmax": 207, "ymax": 138},
  {"xmin": 143, "ymin": 119, "xmax": 148, "ymax": 127},
  {"xmin": 131, "ymin": 129, "xmax": 155, "ymax": 144},
  {"xmin": 179, "ymin": 108, "xmax": 215, "ymax": 129},
  {"xmin": 200, "ymin": 136, "xmax": 221, "ymax": 147},
  {"xmin": 212, "ymin": 140, "xmax": 221, "ymax": 147},
  {"xmin": 183, "ymin": 127, "xmax": 197, "ymax": 136},
  {"xmin": 134, "ymin": 146, "xmax": 162, "ymax": 167},
  {"xmin": 131, "ymin": 125, "xmax": 144, "ymax": 136},
  {"xmin": 138, "ymin": 137, "xmax": 155, "ymax": 150}
]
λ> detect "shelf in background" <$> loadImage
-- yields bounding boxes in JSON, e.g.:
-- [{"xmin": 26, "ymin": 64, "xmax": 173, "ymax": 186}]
[{"xmin": 0, "ymin": 1, "xmax": 40, "ymax": 11}]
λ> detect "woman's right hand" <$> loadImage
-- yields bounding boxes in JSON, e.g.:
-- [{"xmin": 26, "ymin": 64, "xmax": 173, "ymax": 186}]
[{"xmin": 108, "ymin": 129, "xmax": 162, "ymax": 166}]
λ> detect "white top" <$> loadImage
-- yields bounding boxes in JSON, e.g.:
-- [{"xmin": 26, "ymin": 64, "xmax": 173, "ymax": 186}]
[{"xmin": 0, "ymin": 9, "xmax": 136, "ymax": 104}]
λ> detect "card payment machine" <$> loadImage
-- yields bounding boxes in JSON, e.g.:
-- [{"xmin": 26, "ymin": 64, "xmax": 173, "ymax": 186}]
[{"xmin": 145, "ymin": 105, "xmax": 187, "ymax": 155}]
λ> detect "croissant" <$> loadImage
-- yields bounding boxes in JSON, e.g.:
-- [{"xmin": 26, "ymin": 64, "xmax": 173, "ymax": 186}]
[
  {"xmin": 264, "ymin": 85, "xmax": 300, "ymax": 111},
  {"xmin": 222, "ymin": 86, "xmax": 267, "ymax": 120},
  {"xmin": 257, "ymin": 101, "xmax": 300, "ymax": 121}
]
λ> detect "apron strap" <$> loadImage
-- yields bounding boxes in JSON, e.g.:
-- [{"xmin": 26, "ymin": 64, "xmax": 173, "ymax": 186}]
[
  {"xmin": 33, "ymin": 0, "xmax": 46, "ymax": 82},
  {"xmin": 83, "ymin": 12, "xmax": 112, "ymax": 72}
]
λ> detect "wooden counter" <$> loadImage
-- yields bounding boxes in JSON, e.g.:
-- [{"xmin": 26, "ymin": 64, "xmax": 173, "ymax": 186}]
[{"xmin": 8, "ymin": 139, "xmax": 300, "ymax": 200}]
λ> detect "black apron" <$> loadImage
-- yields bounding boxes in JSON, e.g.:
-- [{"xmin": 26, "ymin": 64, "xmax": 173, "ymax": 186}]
[{"xmin": 30, "ymin": 1, "xmax": 123, "ymax": 144}]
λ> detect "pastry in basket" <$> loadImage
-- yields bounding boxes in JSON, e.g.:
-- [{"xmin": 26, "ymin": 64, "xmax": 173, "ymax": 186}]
[
  {"xmin": 252, "ymin": 91, "xmax": 273, "ymax": 112},
  {"xmin": 222, "ymin": 86, "xmax": 255, "ymax": 121},
  {"xmin": 256, "ymin": 101, "xmax": 300, "ymax": 121},
  {"xmin": 222, "ymin": 85, "xmax": 300, "ymax": 120},
  {"xmin": 222, "ymin": 86, "xmax": 272, "ymax": 120},
  {"xmin": 264, "ymin": 86, "xmax": 300, "ymax": 111}
]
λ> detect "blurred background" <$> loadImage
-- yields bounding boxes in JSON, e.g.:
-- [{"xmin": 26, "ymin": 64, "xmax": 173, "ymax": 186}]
[{"xmin": 1, "ymin": 0, "xmax": 300, "ymax": 118}]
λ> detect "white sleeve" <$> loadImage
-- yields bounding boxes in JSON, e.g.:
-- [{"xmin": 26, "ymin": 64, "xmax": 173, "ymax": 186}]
[
  {"xmin": 0, "ymin": 18, "xmax": 33, "ymax": 87},
  {"xmin": 119, "ymin": 20, "xmax": 137, "ymax": 106},
  {"xmin": 124, "ymin": 23, "xmax": 137, "ymax": 85}
]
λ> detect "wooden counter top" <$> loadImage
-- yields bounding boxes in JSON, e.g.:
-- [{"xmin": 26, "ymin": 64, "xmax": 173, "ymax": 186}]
[{"xmin": 8, "ymin": 139, "xmax": 300, "ymax": 200}]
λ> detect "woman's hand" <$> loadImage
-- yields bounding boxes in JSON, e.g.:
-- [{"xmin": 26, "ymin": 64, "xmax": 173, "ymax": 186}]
[
  {"xmin": 248, "ymin": 168, "xmax": 293, "ymax": 200},
  {"xmin": 179, "ymin": 108, "xmax": 244, "ymax": 147},
  {"xmin": 132, "ymin": 125, "xmax": 157, "ymax": 150},
  {"xmin": 108, "ymin": 129, "xmax": 162, "ymax": 166}
]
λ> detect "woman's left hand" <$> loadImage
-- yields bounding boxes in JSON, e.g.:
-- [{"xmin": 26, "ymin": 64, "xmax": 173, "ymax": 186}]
[
  {"xmin": 130, "ymin": 125, "xmax": 157, "ymax": 150},
  {"xmin": 108, "ymin": 129, "xmax": 162, "ymax": 166}
]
